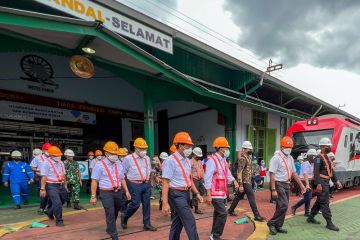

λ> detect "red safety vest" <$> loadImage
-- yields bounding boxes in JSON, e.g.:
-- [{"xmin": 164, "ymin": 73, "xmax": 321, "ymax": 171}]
[
  {"xmin": 131, "ymin": 154, "xmax": 149, "ymax": 181},
  {"xmin": 173, "ymin": 153, "xmax": 192, "ymax": 188},
  {"xmin": 46, "ymin": 160, "xmax": 65, "ymax": 183},
  {"xmin": 100, "ymin": 160, "xmax": 120, "ymax": 190}
]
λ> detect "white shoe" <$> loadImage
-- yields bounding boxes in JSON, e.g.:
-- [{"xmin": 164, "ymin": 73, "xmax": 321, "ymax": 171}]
[{"xmin": 209, "ymin": 234, "xmax": 215, "ymax": 240}]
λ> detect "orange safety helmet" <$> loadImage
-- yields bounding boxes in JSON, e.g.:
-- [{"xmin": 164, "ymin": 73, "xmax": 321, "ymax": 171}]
[
  {"xmin": 103, "ymin": 141, "xmax": 120, "ymax": 155},
  {"xmin": 95, "ymin": 149, "xmax": 103, "ymax": 156},
  {"xmin": 213, "ymin": 137, "xmax": 230, "ymax": 148},
  {"xmin": 280, "ymin": 136, "xmax": 294, "ymax": 148},
  {"xmin": 133, "ymin": 138, "xmax": 148, "ymax": 149},
  {"xmin": 173, "ymin": 132, "xmax": 194, "ymax": 145},
  {"xmin": 170, "ymin": 144, "xmax": 177, "ymax": 153},
  {"xmin": 48, "ymin": 146, "xmax": 63, "ymax": 156},
  {"xmin": 118, "ymin": 148, "xmax": 128, "ymax": 157},
  {"xmin": 88, "ymin": 151, "xmax": 94, "ymax": 156}
]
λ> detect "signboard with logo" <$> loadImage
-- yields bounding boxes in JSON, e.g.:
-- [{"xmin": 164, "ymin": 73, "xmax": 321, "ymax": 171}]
[
  {"xmin": 34, "ymin": 0, "xmax": 173, "ymax": 54},
  {"xmin": 0, "ymin": 100, "xmax": 96, "ymax": 124},
  {"xmin": 78, "ymin": 160, "xmax": 89, "ymax": 180}
]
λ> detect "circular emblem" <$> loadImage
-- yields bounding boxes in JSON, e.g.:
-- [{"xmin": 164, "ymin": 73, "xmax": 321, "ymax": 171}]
[
  {"xmin": 21, "ymin": 55, "xmax": 54, "ymax": 82},
  {"xmin": 69, "ymin": 55, "xmax": 95, "ymax": 79}
]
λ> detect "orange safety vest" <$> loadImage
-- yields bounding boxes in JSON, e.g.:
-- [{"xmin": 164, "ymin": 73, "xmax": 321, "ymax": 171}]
[
  {"xmin": 319, "ymin": 154, "xmax": 332, "ymax": 179},
  {"xmin": 173, "ymin": 154, "xmax": 192, "ymax": 188},
  {"xmin": 131, "ymin": 154, "xmax": 149, "ymax": 181},
  {"xmin": 210, "ymin": 154, "xmax": 228, "ymax": 197},
  {"xmin": 100, "ymin": 160, "xmax": 120, "ymax": 190},
  {"xmin": 279, "ymin": 153, "xmax": 291, "ymax": 180}
]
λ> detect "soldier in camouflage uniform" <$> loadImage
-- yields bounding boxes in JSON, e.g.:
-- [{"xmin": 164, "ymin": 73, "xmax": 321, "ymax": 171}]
[
  {"xmin": 227, "ymin": 141, "xmax": 264, "ymax": 221},
  {"xmin": 64, "ymin": 149, "xmax": 82, "ymax": 210}
]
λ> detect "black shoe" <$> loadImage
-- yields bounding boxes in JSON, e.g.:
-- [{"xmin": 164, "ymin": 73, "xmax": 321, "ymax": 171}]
[
  {"xmin": 276, "ymin": 228, "xmax": 288, "ymax": 234},
  {"xmin": 24, "ymin": 200, "xmax": 29, "ymax": 205},
  {"xmin": 267, "ymin": 223, "xmax": 277, "ymax": 235},
  {"xmin": 228, "ymin": 211, "xmax": 238, "ymax": 216},
  {"xmin": 143, "ymin": 224, "xmax": 157, "ymax": 231},
  {"xmin": 66, "ymin": 201, "xmax": 71, "ymax": 208},
  {"xmin": 326, "ymin": 222, "xmax": 339, "ymax": 231},
  {"xmin": 73, "ymin": 202, "xmax": 81, "ymax": 210},
  {"xmin": 304, "ymin": 212, "xmax": 310, "ymax": 217},
  {"xmin": 38, "ymin": 208, "xmax": 44, "ymax": 215},
  {"xmin": 307, "ymin": 217, "xmax": 321, "ymax": 224},
  {"xmin": 14, "ymin": 205, "xmax": 21, "ymax": 209},
  {"xmin": 194, "ymin": 209, "xmax": 204, "ymax": 214},
  {"xmin": 121, "ymin": 216, "xmax": 127, "ymax": 229},
  {"xmin": 329, "ymin": 194, "xmax": 334, "ymax": 199},
  {"xmin": 270, "ymin": 200, "xmax": 276, "ymax": 204},
  {"xmin": 291, "ymin": 206, "xmax": 296, "ymax": 216},
  {"xmin": 254, "ymin": 215, "xmax": 265, "ymax": 222},
  {"xmin": 56, "ymin": 221, "xmax": 64, "ymax": 227}
]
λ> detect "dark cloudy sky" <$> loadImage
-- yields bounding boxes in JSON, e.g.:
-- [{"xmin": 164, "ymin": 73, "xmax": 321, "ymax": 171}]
[{"xmin": 118, "ymin": 0, "xmax": 360, "ymax": 117}]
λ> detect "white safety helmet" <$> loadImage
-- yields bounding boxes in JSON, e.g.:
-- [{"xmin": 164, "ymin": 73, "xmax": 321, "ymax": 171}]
[
  {"xmin": 64, "ymin": 149, "xmax": 75, "ymax": 157},
  {"xmin": 159, "ymin": 152, "xmax": 169, "ymax": 160},
  {"xmin": 316, "ymin": 149, "xmax": 321, "ymax": 155},
  {"xmin": 242, "ymin": 141, "xmax": 253, "ymax": 150},
  {"xmin": 306, "ymin": 149, "xmax": 317, "ymax": 157},
  {"xmin": 33, "ymin": 148, "xmax": 42, "ymax": 156},
  {"xmin": 327, "ymin": 152, "xmax": 335, "ymax": 158},
  {"xmin": 319, "ymin": 137, "xmax": 332, "ymax": 146},
  {"xmin": 193, "ymin": 147, "xmax": 203, "ymax": 157},
  {"xmin": 11, "ymin": 150, "xmax": 22, "ymax": 158},
  {"xmin": 297, "ymin": 155, "xmax": 304, "ymax": 161}
]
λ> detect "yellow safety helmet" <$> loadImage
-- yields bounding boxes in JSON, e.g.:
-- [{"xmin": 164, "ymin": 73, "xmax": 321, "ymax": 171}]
[
  {"xmin": 133, "ymin": 138, "xmax": 148, "ymax": 149},
  {"xmin": 118, "ymin": 148, "xmax": 128, "ymax": 157},
  {"xmin": 103, "ymin": 141, "xmax": 120, "ymax": 155}
]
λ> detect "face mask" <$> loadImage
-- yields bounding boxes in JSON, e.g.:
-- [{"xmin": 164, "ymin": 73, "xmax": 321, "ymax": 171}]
[
  {"xmin": 66, "ymin": 157, "xmax": 73, "ymax": 161},
  {"xmin": 97, "ymin": 156, "xmax": 102, "ymax": 160},
  {"xmin": 183, "ymin": 147, "xmax": 193, "ymax": 158},
  {"xmin": 13, "ymin": 158, "xmax": 20, "ymax": 162},
  {"xmin": 325, "ymin": 147, "xmax": 331, "ymax": 154},
  {"xmin": 247, "ymin": 151, "xmax": 253, "ymax": 156},
  {"xmin": 89, "ymin": 156, "xmax": 94, "ymax": 160},
  {"xmin": 261, "ymin": 161, "xmax": 265, "ymax": 166},
  {"xmin": 282, "ymin": 148, "xmax": 292, "ymax": 156},
  {"xmin": 53, "ymin": 156, "xmax": 61, "ymax": 162},
  {"xmin": 139, "ymin": 150, "xmax": 147, "ymax": 158},
  {"xmin": 224, "ymin": 149, "xmax": 230, "ymax": 158},
  {"xmin": 107, "ymin": 154, "xmax": 118, "ymax": 162}
]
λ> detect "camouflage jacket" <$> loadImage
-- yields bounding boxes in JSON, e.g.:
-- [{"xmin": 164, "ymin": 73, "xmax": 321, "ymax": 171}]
[
  {"xmin": 64, "ymin": 160, "xmax": 80, "ymax": 185},
  {"xmin": 236, "ymin": 152, "xmax": 253, "ymax": 187}
]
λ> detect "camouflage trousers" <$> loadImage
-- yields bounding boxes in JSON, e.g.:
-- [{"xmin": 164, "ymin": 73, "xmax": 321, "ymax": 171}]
[{"xmin": 67, "ymin": 183, "xmax": 80, "ymax": 203}]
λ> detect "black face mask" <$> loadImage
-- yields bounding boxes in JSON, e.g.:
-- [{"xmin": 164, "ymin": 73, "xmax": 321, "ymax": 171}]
[
  {"xmin": 246, "ymin": 151, "xmax": 253, "ymax": 156},
  {"xmin": 324, "ymin": 147, "xmax": 331, "ymax": 154}
]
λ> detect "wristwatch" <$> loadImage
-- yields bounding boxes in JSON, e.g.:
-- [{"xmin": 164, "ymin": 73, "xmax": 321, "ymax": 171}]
[
  {"xmin": 91, "ymin": 195, "xmax": 96, "ymax": 199},
  {"xmin": 271, "ymin": 188, "xmax": 276, "ymax": 191},
  {"xmin": 40, "ymin": 189, "xmax": 45, "ymax": 192}
]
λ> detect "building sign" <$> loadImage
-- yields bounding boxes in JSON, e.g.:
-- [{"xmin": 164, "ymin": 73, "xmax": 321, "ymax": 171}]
[
  {"xmin": 0, "ymin": 100, "xmax": 96, "ymax": 124},
  {"xmin": 78, "ymin": 161, "xmax": 89, "ymax": 180},
  {"xmin": 34, "ymin": 0, "xmax": 173, "ymax": 54},
  {"xmin": 0, "ymin": 89, "xmax": 144, "ymax": 119}
]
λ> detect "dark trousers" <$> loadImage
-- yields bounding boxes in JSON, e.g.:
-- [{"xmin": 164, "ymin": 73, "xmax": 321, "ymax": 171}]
[
  {"xmin": 310, "ymin": 179, "xmax": 332, "ymax": 220},
  {"xmin": 292, "ymin": 180, "xmax": 312, "ymax": 213},
  {"xmin": 228, "ymin": 183, "xmax": 260, "ymax": 216},
  {"xmin": 211, "ymin": 198, "xmax": 227, "ymax": 239},
  {"xmin": 168, "ymin": 189, "xmax": 199, "ymax": 240},
  {"xmin": 46, "ymin": 183, "xmax": 67, "ymax": 223},
  {"xmin": 192, "ymin": 179, "xmax": 206, "ymax": 209},
  {"xmin": 268, "ymin": 181, "xmax": 290, "ymax": 228},
  {"xmin": 99, "ymin": 190, "xmax": 123, "ymax": 239},
  {"xmin": 119, "ymin": 187, "xmax": 128, "ymax": 213},
  {"xmin": 123, "ymin": 181, "xmax": 151, "ymax": 225}
]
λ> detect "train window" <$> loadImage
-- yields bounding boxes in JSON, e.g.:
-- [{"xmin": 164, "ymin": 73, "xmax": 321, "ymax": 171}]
[
  {"xmin": 345, "ymin": 135, "xmax": 348, "ymax": 148},
  {"xmin": 350, "ymin": 133, "xmax": 354, "ymax": 142}
]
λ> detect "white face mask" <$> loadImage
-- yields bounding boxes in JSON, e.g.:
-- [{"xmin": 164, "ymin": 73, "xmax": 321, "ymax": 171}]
[
  {"xmin": 66, "ymin": 156, "xmax": 73, "ymax": 161},
  {"xmin": 282, "ymin": 148, "xmax": 292, "ymax": 156},
  {"xmin": 139, "ymin": 150, "xmax": 147, "ymax": 158},
  {"xmin": 224, "ymin": 149, "xmax": 230, "ymax": 158},
  {"xmin": 107, "ymin": 154, "xmax": 118, "ymax": 163},
  {"xmin": 89, "ymin": 156, "xmax": 94, "ymax": 160},
  {"xmin": 96, "ymin": 156, "xmax": 102, "ymax": 160},
  {"xmin": 53, "ymin": 156, "xmax": 61, "ymax": 162},
  {"xmin": 183, "ymin": 147, "xmax": 193, "ymax": 158}
]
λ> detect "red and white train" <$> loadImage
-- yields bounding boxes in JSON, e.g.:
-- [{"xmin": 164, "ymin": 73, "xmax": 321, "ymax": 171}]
[{"xmin": 287, "ymin": 114, "xmax": 360, "ymax": 187}]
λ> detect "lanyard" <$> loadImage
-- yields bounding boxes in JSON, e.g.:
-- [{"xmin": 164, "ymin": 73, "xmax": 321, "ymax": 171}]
[
  {"xmin": 47, "ymin": 160, "xmax": 65, "ymax": 181},
  {"xmin": 100, "ymin": 160, "xmax": 120, "ymax": 189},
  {"xmin": 320, "ymin": 154, "xmax": 332, "ymax": 177},
  {"xmin": 131, "ymin": 154, "xmax": 149, "ymax": 181},
  {"xmin": 279, "ymin": 153, "xmax": 291, "ymax": 180},
  {"xmin": 212, "ymin": 154, "xmax": 228, "ymax": 178},
  {"xmin": 173, "ymin": 154, "xmax": 192, "ymax": 187}
]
